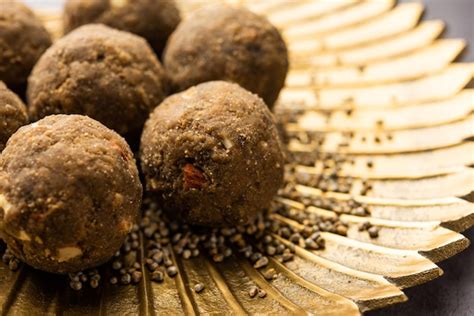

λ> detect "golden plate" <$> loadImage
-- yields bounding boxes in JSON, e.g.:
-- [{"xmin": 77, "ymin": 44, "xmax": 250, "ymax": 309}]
[{"xmin": 1, "ymin": 0, "xmax": 473, "ymax": 315}]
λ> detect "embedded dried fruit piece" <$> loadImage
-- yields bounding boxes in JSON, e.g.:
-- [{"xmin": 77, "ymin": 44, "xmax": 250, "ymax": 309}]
[
  {"xmin": 0, "ymin": 194, "xmax": 13, "ymax": 217},
  {"xmin": 183, "ymin": 163, "xmax": 207, "ymax": 190},
  {"xmin": 57, "ymin": 246, "xmax": 83, "ymax": 263}
]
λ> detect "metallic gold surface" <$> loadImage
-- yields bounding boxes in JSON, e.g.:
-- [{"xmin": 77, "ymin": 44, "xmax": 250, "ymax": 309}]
[{"xmin": 1, "ymin": 0, "xmax": 473, "ymax": 314}]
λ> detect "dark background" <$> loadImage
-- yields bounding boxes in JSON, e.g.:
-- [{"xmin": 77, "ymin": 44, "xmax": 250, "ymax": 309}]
[
  {"xmin": 368, "ymin": 229, "xmax": 474, "ymax": 316},
  {"xmin": 401, "ymin": 0, "xmax": 473, "ymax": 61},
  {"xmin": 370, "ymin": 1, "xmax": 474, "ymax": 315},
  {"xmin": 23, "ymin": 0, "xmax": 474, "ymax": 315}
]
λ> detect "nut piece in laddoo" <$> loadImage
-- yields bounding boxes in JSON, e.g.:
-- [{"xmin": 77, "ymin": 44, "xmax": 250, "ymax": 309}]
[
  {"xmin": 163, "ymin": 4, "xmax": 289, "ymax": 108},
  {"xmin": 63, "ymin": 0, "xmax": 181, "ymax": 56},
  {"xmin": 0, "ymin": 81, "xmax": 28, "ymax": 151},
  {"xmin": 27, "ymin": 24, "xmax": 167, "ymax": 140},
  {"xmin": 0, "ymin": 1, "xmax": 52, "ymax": 93},
  {"xmin": 140, "ymin": 81, "xmax": 285, "ymax": 227},
  {"xmin": 0, "ymin": 115, "xmax": 142, "ymax": 274}
]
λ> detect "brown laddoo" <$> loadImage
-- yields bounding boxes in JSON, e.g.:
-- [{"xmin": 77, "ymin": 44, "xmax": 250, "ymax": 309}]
[
  {"xmin": 0, "ymin": 115, "xmax": 142, "ymax": 274},
  {"xmin": 163, "ymin": 4, "xmax": 289, "ymax": 108},
  {"xmin": 140, "ymin": 81, "xmax": 285, "ymax": 227},
  {"xmin": 63, "ymin": 0, "xmax": 181, "ymax": 56},
  {"xmin": 27, "ymin": 24, "xmax": 167, "ymax": 140},
  {"xmin": 0, "ymin": 1, "xmax": 52, "ymax": 93},
  {"xmin": 0, "ymin": 81, "xmax": 28, "ymax": 151}
]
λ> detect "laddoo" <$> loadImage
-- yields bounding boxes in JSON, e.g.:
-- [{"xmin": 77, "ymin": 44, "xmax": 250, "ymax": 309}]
[
  {"xmin": 140, "ymin": 81, "xmax": 285, "ymax": 227},
  {"xmin": 0, "ymin": 115, "xmax": 142, "ymax": 273},
  {"xmin": 63, "ymin": 0, "xmax": 181, "ymax": 56},
  {"xmin": 0, "ymin": 1, "xmax": 52, "ymax": 93},
  {"xmin": 27, "ymin": 24, "xmax": 167, "ymax": 140},
  {"xmin": 163, "ymin": 4, "xmax": 288, "ymax": 108},
  {"xmin": 0, "ymin": 81, "xmax": 28, "ymax": 151}
]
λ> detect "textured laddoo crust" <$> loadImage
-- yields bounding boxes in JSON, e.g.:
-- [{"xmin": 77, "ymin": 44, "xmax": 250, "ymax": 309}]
[
  {"xmin": 0, "ymin": 81, "xmax": 28, "ymax": 151},
  {"xmin": 140, "ymin": 81, "xmax": 285, "ymax": 227},
  {"xmin": 163, "ymin": 4, "xmax": 288, "ymax": 108},
  {"xmin": 27, "ymin": 24, "xmax": 167, "ymax": 140},
  {"xmin": 0, "ymin": 1, "xmax": 52, "ymax": 91},
  {"xmin": 0, "ymin": 115, "xmax": 142, "ymax": 274},
  {"xmin": 63, "ymin": 0, "xmax": 181, "ymax": 56}
]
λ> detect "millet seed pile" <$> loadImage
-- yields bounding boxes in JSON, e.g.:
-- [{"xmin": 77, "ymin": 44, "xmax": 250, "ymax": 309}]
[{"xmin": 1, "ymin": 176, "xmax": 379, "ymax": 293}]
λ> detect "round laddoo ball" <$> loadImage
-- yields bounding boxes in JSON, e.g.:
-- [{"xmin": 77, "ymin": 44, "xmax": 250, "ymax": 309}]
[
  {"xmin": 27, "ymin": 24, "xmax": 167, "ymax": 140},
  {"xmin": 163, "ymin": 4, "xmax": 289, "ymax": 108},
  {"xmin": 0, "ymin": 81, "xmax": 28, "ymax": 151},
  {"xmin": 63, "ymin": 0, "xmax": 181, "ymax": 56},
  {"xmin": 0, "ymin": 1, "xmax": 52, "ymax": 93},
  {"xmin": 140, "ymin": 81, "xmax": 285, "ymax": 227},
  {"xmin": 0, "ymin": 115, "xmax": 142, "ymax": 274}
]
